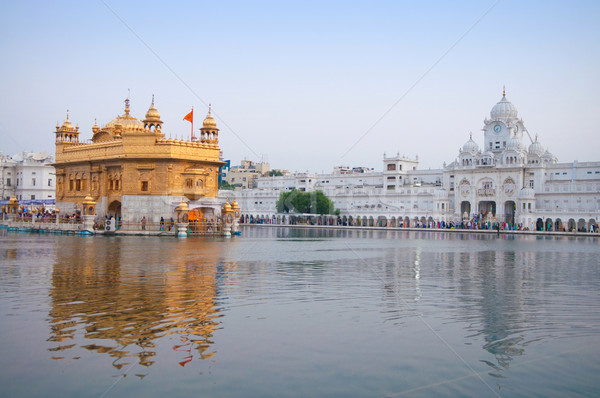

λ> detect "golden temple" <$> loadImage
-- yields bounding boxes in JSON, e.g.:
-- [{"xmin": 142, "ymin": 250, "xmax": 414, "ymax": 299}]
[{"xmin": 53, "ymin": 97, "xmax": 224, "ymax": 223}]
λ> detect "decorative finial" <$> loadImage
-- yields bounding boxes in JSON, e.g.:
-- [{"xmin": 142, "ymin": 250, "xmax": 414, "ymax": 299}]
[
  {"xmin": 66, "ymin": 109, "xmax": 69, "ymax": 120},
  {"xmin": 124, "ymin": 97, "xmax": 130, "ymax": 115},
  {"xmin": 503, "ymin": 85, "xmax": 506, "ymax": 97},
  {"xmin": 209, "ymin": 103, "xmax": 212, "ymax": 114},
  {"xmin": 469, "ymin": 132, "xmax": 472, "ymax": 139}
]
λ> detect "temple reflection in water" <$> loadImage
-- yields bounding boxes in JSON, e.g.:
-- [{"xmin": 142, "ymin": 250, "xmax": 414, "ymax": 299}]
[{"xmin": 47, "ymin": 237, "xmax": 232, "ymax": 369}]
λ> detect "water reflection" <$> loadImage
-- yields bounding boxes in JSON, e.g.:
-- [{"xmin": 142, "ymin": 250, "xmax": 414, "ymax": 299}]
[
  {"xmin": 2, "ymin": 227, "xmax": 599, "ymax": 396},
  {"xmin": 48, "ymin": 238, "xmax": 227, "ymax": 369}
]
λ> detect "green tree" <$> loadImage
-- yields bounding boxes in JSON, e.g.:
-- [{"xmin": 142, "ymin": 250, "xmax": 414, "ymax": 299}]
[
  {"xmin": 219, "ymin": 181, "xmax": 236, "ymax": 190},
  {"xmin": 276, "ymin": 189, "xmax": 336, "ymax": 215}
]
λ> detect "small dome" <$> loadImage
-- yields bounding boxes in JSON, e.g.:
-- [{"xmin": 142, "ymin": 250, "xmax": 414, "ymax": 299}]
[
  {"xmin": 144, "ymin": 95, "xmax": 161, "ymax": 121},
  {"xmin": 528, "ymin": 136, "xmax": 544, "ymax": 156},
  {"xmin": 176, "ymin": 199, "xmax": 189, "ymax": 212},
  {"xmin": 542, "ymin": 149, "xmax": 557, "ymax": 163},
  {"xmin": 506, "ymin": 133, "xmax": 523, "ymax": 151},
  {"xmin": 145, "ymin": 105, "xmax": 160, "ymax": 120},
  {"xmin": 203, "ymin": 105, "xmax": 217, "ymax": 129},
  {"xmin": 462, "ymin": 134, "xmax": 479, "ymax": 154},
  {"xmin": 60, "ymin": 111, "xmax": 75, "ymax": 131},
  {"xmin": 61, "ymin": 119, "xmax": 73, "ymax": 130},
  {"xmin": 92, "ymin": 119, "xmax": 99, "ymax": 134},
  {"xmin": 491, "ymin": 89, "xmax": 518, "ymax": 120}
]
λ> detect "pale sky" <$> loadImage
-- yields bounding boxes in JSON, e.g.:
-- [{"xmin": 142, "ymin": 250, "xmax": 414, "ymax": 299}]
[{"xmin": 1, "ymin": 0, "xmax": 598, "ymax": 173}]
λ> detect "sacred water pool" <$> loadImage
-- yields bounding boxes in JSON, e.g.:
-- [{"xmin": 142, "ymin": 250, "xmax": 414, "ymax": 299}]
[{"xmin": 1, "ymin": 227, "xmax": 599, "ymax": 397}]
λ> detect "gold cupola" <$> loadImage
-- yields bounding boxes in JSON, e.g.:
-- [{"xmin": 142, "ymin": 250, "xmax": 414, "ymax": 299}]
[
  {"xmin": 202, "ymin": 107, "xmax": 217, "ymax": 129},
  {"xmin": 199, "ymin": 104, "xmax": 219, "ymax": 145},
  {"xmin": 143, "ymin": 94, "xmax": 163, "ymax": 133},
  {"xmin": 55, "ymin": 110, "xmax": 80, "ymax": 144},
  {"xmin": 91, "ymin": 119, "xmax": 99, "ymax": 134}
]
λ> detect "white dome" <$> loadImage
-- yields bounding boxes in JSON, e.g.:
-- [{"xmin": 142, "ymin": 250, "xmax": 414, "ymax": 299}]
[
  {"xmin": 482, "ymin": 150, "xmax": 494, "ymax": 157},
  {"xmin": 542, "ymin": 149, "xmax": 557, "ymax": 163},
  {"xmin": 462, "ymin": 134, "xmax": 479, "ymax": 154},
  {"xmin": 528, "ymin": 137, "xmax": 544, "ymax": 156},
  {"xmin": 506, "ymin": 134, "xmax": 524, "ymax": 151},
  {"xmin": 491, "ymin": 94, "xmax": 518, "ymax": 120}
]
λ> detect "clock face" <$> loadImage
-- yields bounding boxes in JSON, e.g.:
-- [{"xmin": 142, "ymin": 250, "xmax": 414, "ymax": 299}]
[{"xmin": 494, "ymin": 124, "xmax": 501, "ymax": 133}]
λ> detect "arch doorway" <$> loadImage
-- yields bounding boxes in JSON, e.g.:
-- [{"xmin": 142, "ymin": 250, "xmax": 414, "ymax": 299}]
[
  {"xmin": 461, "ymin": 201, "xmax": 471, "ymax": 219},
  {"xmin": 504, "ymin": 201, "xmax": 516, "ymax": 224},
  {"xmin": 478, "ymin": 201, "xmax": 496, "ymax": 217},
  {"xmin": 108, "ymin": 200, "xmax": 121, "ymax": 219}
]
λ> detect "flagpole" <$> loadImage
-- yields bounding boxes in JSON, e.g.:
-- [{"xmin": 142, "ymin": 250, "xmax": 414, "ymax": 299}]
[{"xmin": 191, "ymin": 107, "xmax": 194, "ymax": 141}]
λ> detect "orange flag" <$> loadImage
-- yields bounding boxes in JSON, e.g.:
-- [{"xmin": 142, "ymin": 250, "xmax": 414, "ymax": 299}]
[{"xmin": 183, "ymin": 109, "xmax": 193, "ymax": 123}]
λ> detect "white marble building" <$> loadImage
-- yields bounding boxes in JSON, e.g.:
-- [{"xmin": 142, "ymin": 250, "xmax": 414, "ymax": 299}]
[
  {"xmin": 0, "ymin": 151, "xmax": 55, "ymax": 204},
  {"xmin": 227, "ymin": 91, "xmax": 600, "ymax": 232}
]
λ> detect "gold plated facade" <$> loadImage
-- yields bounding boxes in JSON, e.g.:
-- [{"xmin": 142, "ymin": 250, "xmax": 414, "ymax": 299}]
[{"xmin": 53, "ymin": 98, "xmax": 223, "ymax": 218}]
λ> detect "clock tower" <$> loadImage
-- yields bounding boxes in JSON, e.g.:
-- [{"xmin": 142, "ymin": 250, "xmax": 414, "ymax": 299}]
[{"xmin": 482, "ymin": 88, "xmax": 526, "ymax": 155}]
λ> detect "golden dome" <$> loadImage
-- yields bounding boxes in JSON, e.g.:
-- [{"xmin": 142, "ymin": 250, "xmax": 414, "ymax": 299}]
[
  {"xmin": 92, "ymin": 119, "xmax": 99, "ymax": 134},
  {"xmin": 82, "ymin": 195, "xmax": 96, "ymax": 205},
  {"xmin": 104, "ymin": 98, "xmax": 144, "ymax": 132},
  {"xmin": 60, "ymin": 111, "xmax": 74, "ymax": 130},
  {"xmin": 144, "ymin": 95, "xmax": 161, "ymax": 121},
  {"xmin": 202, "ymin": 105, "xmax": 217, "ymax": 129},
  {"xmin": 176, "ymin": 199, "xmax": 189, "ymax": 212},
  {"xmin": 145, "ymin": 105, "xmax": 160, "ymax": 120},
  {"xmin": 223, "ymin": 201, "xmax": 232, "ymax": 211}
]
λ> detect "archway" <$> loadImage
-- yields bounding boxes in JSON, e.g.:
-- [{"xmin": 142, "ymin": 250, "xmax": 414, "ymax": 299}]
[
  {"xmin": 589, "ymin": 219, "xmax": 597, "ymax": 232},
  {"xmin": 536, "ymin": 218, "xmax": 543, "ymax": 231},
  {"xmin": 504, "ymin": 201, "xmax": 516, "ymax": 224},
  {"xmin": 478, "ymin": 201, "xmax": 496, "ymax": 217},
  {"xmin": 568, "ymin": 218, "xmax": 576, "ymax": 232},
  {"xmin": 460, "ymin": 201, "xmax": 471, "ymax": 218},
  {"xmin": 577, "ymin": 218, "xmax": 586, "ymax": 232},
  {"xmin": 555, "ymin": 218, "xmax": 563, "ymax": 232},
  {"xmin": 108, "ymin": 200, "xmax": 121, "ymax": 219},
  {"xmin": 545, "ymin": 218, "xmax": 553, "ymax": 232}
]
